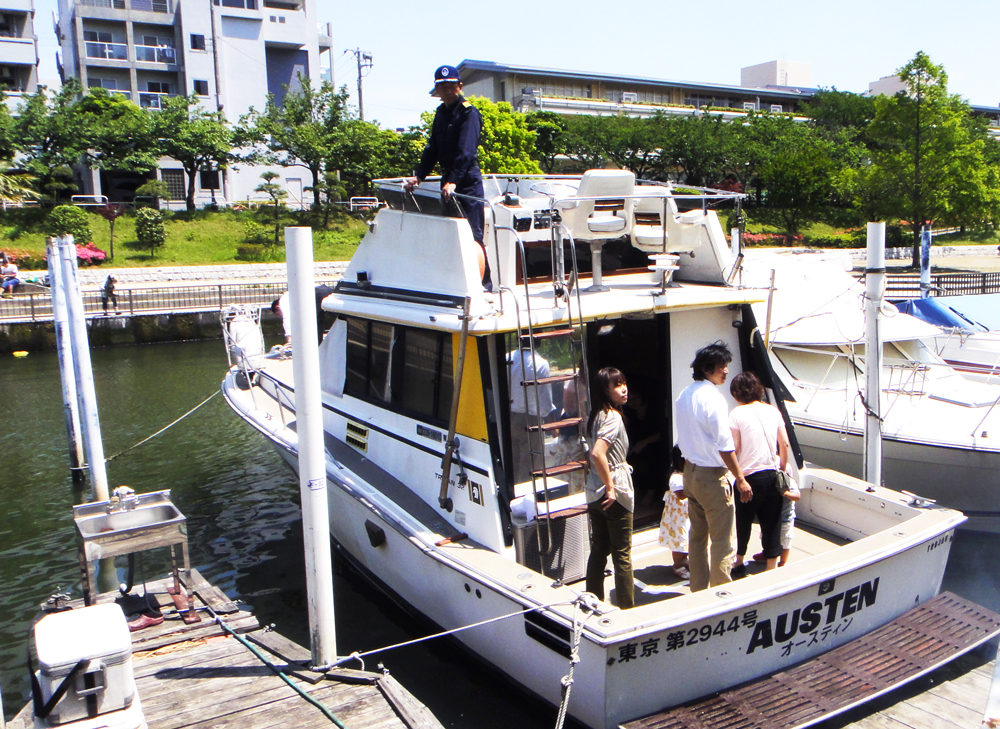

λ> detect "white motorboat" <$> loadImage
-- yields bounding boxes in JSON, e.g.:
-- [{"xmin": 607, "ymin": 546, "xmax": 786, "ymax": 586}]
[
  {"xmin": 896, "ymin": 296, "xmax": 1000, "ymax": 383},
  {"xmin": 222, "ymin": 175, "xmax": 965, "ymax": 728},
  {"xmin": 742, "ymin": 249, "xmax": 1000, "ymax": 533}
]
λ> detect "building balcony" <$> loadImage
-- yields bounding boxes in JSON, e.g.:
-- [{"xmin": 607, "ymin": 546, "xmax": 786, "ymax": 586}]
[
  {"xmin": 0, "ymin": 0, "xmax": 34, "ymax": 12},
  {"xmin": 0, "ymin": 37, "xmax": 37, "ymax": 66},
  {"xmin": 79, "ymin": 0, "xmax": 172, "ymax": 12},
  {"xmin": 139, "ymin": 91, "xmax": 174, "ymax": 109},
  {"xmin": 85, "ymin": 41, "xmax": 128, "ymax": 61},
  {"xmin": 135, "ymin": 44, "xmax": 176, "ymax": 64}
]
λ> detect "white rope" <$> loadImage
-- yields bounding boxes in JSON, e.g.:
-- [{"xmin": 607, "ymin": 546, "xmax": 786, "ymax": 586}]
[
  {"xmin": 105, "ymin": 390, "xmax": 220, "ymax": 462},
  {"xmin": 554, "ymin": 593, "xmax": 600, "ymax": 729},
  {"xmin": 320, "ymin": 598, "xmax": 575, "ymax": 670}
]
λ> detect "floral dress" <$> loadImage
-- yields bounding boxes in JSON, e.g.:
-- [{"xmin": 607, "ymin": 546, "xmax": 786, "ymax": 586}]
[{"xmin": 658, "ymin": 472, "xmax": 689, "ymax": 552}]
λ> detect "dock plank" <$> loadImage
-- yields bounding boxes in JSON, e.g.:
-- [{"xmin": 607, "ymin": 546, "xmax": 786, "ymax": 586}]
[{"xmin": 10, "ymin": 568, "xmax": 442, "ymax": 729}]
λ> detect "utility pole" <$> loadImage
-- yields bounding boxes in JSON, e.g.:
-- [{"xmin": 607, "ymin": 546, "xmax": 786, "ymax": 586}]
[{"xmin": 348, "ymin": 48, "xmax": 372, "ymax": 121}]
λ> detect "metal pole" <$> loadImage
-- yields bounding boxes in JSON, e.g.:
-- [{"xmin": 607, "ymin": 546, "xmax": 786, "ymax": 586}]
[
  {"xmin": 285, "ymin": 226, "xmax": 337, "ymax": 666},
  {"xmin": 48, "ymin": 239, "xmax": 86, "ymax": 483},
  {"xmin": 58, "ymin": 237, "xmax": 110, "ymax": 501},
  {"xmin": 919, "ymin": 224, "xmax": 932, "ymax": 299},
  {"xmin": 864, "ymin": 222, "xmax": 885, "ymax": 488}
]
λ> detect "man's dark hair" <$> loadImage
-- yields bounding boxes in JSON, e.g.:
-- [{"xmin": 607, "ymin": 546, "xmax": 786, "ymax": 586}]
[
  {"xmin": 270, "ymin": 298, "xmax": 281, "ymax": 314},
  {"xmin": 690, "ymin": 341, "xmax": 732, "ymax": 381}
]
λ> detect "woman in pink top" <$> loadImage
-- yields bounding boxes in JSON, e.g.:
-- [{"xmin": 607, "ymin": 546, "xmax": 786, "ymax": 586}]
[{"xmin": 728, "ymin": 371, "xmax": 790, "ymax": 574}]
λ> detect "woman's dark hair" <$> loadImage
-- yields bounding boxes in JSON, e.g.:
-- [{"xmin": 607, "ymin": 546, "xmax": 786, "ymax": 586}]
[
  {"xmin": 730, "ymin": 370, "xmax": 765, "ymax": 404},
  {"xmin": 691, "ymin": 341, "xmax": 732, "ymax": 381},
  {"xmin": 588, "ymin": 367, "xmax": 626, "ymax": 435},
  {"xmin": 670, "ymin": 445, "xmax": 684, "ymax": 474}
]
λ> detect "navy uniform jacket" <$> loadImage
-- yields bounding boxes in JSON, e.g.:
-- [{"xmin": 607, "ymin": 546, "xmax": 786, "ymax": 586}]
[{"xmin": 415, "ymin": 96, "xmax": 484, "ymax": 194}]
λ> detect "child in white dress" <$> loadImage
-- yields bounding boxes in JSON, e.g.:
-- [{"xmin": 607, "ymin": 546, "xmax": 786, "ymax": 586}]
[{"xmin": 658, "ymin": 446, "xmax": 690, "ymax": 580}]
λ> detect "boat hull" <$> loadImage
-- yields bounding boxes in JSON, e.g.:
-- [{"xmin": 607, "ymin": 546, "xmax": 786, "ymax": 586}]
[
  {"xmin": 237, "ymin": 395, "xmax": 959, "ymax": 728},
  {"xmin": 791, "ymin": 421, "xmax": 1000, "ymax": 533}
]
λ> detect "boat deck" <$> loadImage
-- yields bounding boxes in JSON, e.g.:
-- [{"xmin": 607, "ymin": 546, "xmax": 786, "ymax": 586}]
[{"xmin": 10, "ymin": 568, "xmax": 443, "ymax": 729}]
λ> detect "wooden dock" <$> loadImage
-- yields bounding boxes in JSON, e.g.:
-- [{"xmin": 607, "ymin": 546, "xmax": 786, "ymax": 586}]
[{"xmin": 10, "ymin": 568, "xmax": 443, "ymax": 729}]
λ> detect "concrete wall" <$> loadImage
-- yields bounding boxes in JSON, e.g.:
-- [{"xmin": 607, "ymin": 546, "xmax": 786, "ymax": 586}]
[{"xmin": 0, "ymin": 310, "xmax": 283, "ymax": 353}]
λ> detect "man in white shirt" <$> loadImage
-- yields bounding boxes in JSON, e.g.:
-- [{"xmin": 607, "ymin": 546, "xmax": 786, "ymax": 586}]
[
  {"xmin": 675, "ymin": 341, "xmax": 752, "ymax": 591},
  {"xmin": 508, "ymin": 338, "xmax": 555, "ymax": 484},
  {"xmin": 1, "ymin": 256, "xmax": 21, "ymax": 296}
]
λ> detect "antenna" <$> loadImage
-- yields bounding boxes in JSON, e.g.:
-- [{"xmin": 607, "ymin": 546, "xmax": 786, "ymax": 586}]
[{"xmin": 347, "ymin": 48, "xmax": 373, "ymax": 121}]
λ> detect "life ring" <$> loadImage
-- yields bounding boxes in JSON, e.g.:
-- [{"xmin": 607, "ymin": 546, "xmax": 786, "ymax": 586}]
[{"xmin": 13, "ymin": 351, "xmax": 28, "ymax": 358}]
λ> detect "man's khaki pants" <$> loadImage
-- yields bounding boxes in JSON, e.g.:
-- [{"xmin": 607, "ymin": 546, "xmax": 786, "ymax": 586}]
[{"xmin": 683, "ymin": 462, "xmax": 735, "ymax": 592}]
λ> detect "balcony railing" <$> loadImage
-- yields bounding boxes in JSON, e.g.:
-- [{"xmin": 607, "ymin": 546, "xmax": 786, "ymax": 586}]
[
  {"xmin": 79, "ymin": 0, "xmax": 170, "ymax": 10},
  {"xmin": 85, "ymin": 41, "xmax": 128, "ymax": 61},
  {"xmin": 139, "ymin": 91, "xmax": 173, "ymax": 109},
  {"xmin": 135, "ymin": 45, "xmax": 176, "ymax": 63}
]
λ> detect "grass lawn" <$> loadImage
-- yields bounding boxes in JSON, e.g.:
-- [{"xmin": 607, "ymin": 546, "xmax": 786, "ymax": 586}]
[{"xmin": 0, "ymin": 207, "xmax": 368, "ymax": 270}]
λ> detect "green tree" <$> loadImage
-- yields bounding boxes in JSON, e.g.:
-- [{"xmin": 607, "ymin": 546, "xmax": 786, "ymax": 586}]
[
  {"xmin": 255, "ymin": 170, "xmax": 287, "ymax": 246},
  {"xmin": 799, "ymin": 88, "xmax": 877, "ymax": 141},
  {"xmin": 594, "ymin": 115, "xmax": 661, "ymax": 179},
  {"xmin": 327, "ymin": 121, "xmax": 424, "ymax": 198},
  {"xmin": 524, "ymin": 111, "xmax": 568, "ymax": 173},
  {"xmin": 14, "ymin": 79, "xmax": 89, "ymax": 203},
  {"xmin": 134, "ymin": 207, "xmax": 166, "ymax": 257},
  {"xmin": 756, "ymin": 143, "xmax": 837, "ymax": 238},
  {"xmin": 867, "ymin": 52, "xmax": 997, "ymax": 265},
  {"xmin": 562, "ymin": 115, "xmax": 609, "ymax": 171},
  {"xmin": 466, "ymin": 97, "xmax": 541, "ymax": 174},
  {"xmin": 47, "ymin": 205, "xmax": 92, "ymax": 243},
  {"xmin": 135, "ymin": 179, "xmax": 170, "ymax": 209},
  {"xmin": 658, "ymin": 114, "xmax": 733, "ymax": 187},
  {"xmin": 153, "ymin": 95, "xmax": 233, "ymax": 212},
  {"xmin": 75, "ymin": 89, "xmax": 159, "ymax": 175},
  {"xmin": 238, "ymin": 77, "xmax": 349, "ymax": 209}
]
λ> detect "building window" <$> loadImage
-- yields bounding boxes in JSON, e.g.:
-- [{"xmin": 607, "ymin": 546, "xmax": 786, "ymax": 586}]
[
  {"xmin": 344, "ymin": 317, "xmax": 454, "ymax": 425},
  {"xmin": 89, "ymin": 78, "xmax": 119, "ymax": 90},
  {"xmin": 216, "ymin": 0, "xmax": 258, "ymax": 8},
  {"xmin": 160, "ymin": 169, "xmax": 185, "ymax": 200},
  {"xmin": 147, "ymin": 81, "xmax": 172, "ymax": 93},
  {"xmin": 770, "ymin": 104, "xmax": 783, "ymax": 113},
  {"xmin": 200, "ymin": 170, "xmax": 220, "ymax": 189},
  {"xmin": 193, "ymin": 79, "xmax": 209, "ymax": 96},
  {"xmin": 190, "ymin": 34, "xmax": 205, "ymax": 50}
]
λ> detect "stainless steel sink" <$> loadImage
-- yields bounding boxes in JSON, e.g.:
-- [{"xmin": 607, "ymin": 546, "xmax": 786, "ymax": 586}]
[{"xmin": 73, "ymin": 489, "xmax": 188, "ymax": 562}]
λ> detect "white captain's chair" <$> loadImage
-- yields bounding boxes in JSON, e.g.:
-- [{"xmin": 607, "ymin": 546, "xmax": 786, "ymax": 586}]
[
  {"xmin": 631, "ymin": 185, "xmax": 705, "ymax": 287},
  {"xmin": 556, "ymin": 169, "xmax": 635, "ymax": 291}
]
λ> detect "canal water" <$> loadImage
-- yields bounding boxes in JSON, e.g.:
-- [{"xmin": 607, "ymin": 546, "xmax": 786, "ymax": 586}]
[{"xmin": 2, "ymin": 339, "xmax": 998, "ymax": 726}]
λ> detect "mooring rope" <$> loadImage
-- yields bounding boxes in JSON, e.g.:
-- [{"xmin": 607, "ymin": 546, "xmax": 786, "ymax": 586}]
[
  {"xmin": 105, "ymin": 390, "xmax": 220, "ymax": 462},
  {"xmin": 316, "ymin": 597, "xmax": 577, "ymax": 671},
  {"xmin": 554, "ymin": 593, "xmax": 599, "ymax": 729}
]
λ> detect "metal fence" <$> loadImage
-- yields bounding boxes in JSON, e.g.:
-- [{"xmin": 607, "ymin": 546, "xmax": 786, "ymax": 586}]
[
  {"xmin": 0, "ymin": 280, "xmax": 340, "ymax": 323},
  {"xmin": 880, "ymin": 271, "xmax": 1000, "ymax": 299}
]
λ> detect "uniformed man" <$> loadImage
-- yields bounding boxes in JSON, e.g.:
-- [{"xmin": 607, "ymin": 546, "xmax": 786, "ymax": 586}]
[{"xmin": 404, "ymin": 65, "xmax": 491, "ymax": 290}]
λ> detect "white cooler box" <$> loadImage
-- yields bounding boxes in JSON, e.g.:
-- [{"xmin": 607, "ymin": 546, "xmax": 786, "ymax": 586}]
[{"xmin": 34, "ymin": 604, "xmax": 138, "ymax": 725}]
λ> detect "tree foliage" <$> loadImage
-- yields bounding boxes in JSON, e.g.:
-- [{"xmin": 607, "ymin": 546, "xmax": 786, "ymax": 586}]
[
  {"xmin": 135, "ymin": 207, "xmax": 167, "ymax": 257},
  {"xmin": 47, "ymin": 205, "xmax": 92, "ymax": 243}
]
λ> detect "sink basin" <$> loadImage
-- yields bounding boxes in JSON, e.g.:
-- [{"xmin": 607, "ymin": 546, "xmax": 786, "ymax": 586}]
[
  {"xmin": 74, "ymin": 489, "xmax": 188, "ymax": 562},
  {"xmin": 75, "ymin": 503, "xmax": 183, "ymax": 536}
]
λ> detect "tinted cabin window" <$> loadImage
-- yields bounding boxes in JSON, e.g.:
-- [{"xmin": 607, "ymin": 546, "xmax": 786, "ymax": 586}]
[{"xmin": 343, "ymin": 317, "xmax": 454, "ymax": 425}]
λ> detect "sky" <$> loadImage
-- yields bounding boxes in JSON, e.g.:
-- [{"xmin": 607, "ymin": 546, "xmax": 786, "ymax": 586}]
[{"xmin": 32, "ymin": 0, "xmax": 1000, "ymax": 131}]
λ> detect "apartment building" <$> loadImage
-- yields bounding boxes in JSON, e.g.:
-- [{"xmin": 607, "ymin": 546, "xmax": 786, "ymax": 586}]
[
  {"xmin": 0, "ymin": 0, "xmax": 40, "ymax": 109},
  {"xmin": 56, "ymin": 0, "xmax": 333, "ymax": 207}
]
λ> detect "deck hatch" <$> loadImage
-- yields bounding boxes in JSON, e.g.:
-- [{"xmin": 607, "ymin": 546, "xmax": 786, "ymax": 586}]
[{"xmin": 623, "ymin": 592, "xmax": 1000, "ymax": 729}]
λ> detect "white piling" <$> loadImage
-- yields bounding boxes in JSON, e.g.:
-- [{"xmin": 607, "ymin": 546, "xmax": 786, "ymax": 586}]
[
  {"xmin": 919, "ymin": 225, "xmax": 933, "ymax": 299},
  {"xmin": 57, "ymin": 236, "xmax": 110, "ymax": 501},
  {"xmin": 47, "ymin": 239, "xmax": 85, "ymax": 482},
  {"xmin": 285, "ymin": 227, "xmax": 337, "ymax": 665},
  {"xmin": 863, "ymin": 222, "xmax": 885, "ymax": 488}
]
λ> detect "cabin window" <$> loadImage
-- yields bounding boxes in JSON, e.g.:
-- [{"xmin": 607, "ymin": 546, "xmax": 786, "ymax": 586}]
[{"xmin": 343, "ymin": 316, "xmax": 453, "ymax": 424}]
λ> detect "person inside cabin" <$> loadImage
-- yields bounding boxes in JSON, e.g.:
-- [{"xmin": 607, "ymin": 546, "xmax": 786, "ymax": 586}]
[
  {"xmin": 507, "ymin": 336, "xmax": 555, "ymax": 484},
  {"xmin": 550, "ymin": 360, "xmax": 587, "ymax": 494},
  {"xmin": 674, "ymin": 341, "xmax": 752, "ymax": 592},
  {"xmin": 101, "ymin": 274, "xmax": 119, "ymax": 315},
  {"xmin": 658, "ymin": 445, "xmax": 690, "ymax": 581},
  {"xmin": 270, "ymin": 285, "xmax": 336, "ymax": 346},
  {"xmin": 727, "ymin": 371, "xmax": 791, "ymax": 576},
  {"xmin": 624, "ymin": 381, "xmax": 662, "ymax": 507},
  {"xmin": 1, "ymin": 252, "xmax": 22, "ymax": 297},
  {"xmin": 402, "ymin": 64, "xmax": 491, "ymax": 292},
  {"xmin": 584, "ymin": 367, "xmax": 635, "ymax": 610}
]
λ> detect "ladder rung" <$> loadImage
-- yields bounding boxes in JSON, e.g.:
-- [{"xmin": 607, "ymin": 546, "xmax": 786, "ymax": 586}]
[
  {"xmin": 522, "ymin": 373, "xmax": 578, "ymax": 386},
  {"xmin": 528, "ymin": 416, "xmax": 583, "ymax": 433},
  {"xmin": 534, "ymin": 461, "xmax": 588, "ymax": 477},
  {"xmin": 527, "ymin": 329, "xmax": 575, "ymax": 340}
]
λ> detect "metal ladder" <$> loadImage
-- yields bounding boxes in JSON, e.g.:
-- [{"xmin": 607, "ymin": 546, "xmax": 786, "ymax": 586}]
[{"xmin": 512, "ymin": 220, "xmax": 591, "ymax": 572}]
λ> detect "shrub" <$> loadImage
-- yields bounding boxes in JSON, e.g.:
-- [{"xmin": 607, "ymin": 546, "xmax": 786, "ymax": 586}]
[
  {"xmin": 1, "ymin": 246, "xmax": 46, "ymax": 270},
  {"xmin": 75, "ymin": 243, "xmax": 107, "ymax": 265},
  {"xmin": 242, "ymin": 220, "xmax": 269, "ymax": 246},
  {"xmin": 135, "ymin": 208, "xmax": 167, "ymax": 257},
  {"xmin": 47, "ymin": 205, "xmax": 93, "ymax": 244}
]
